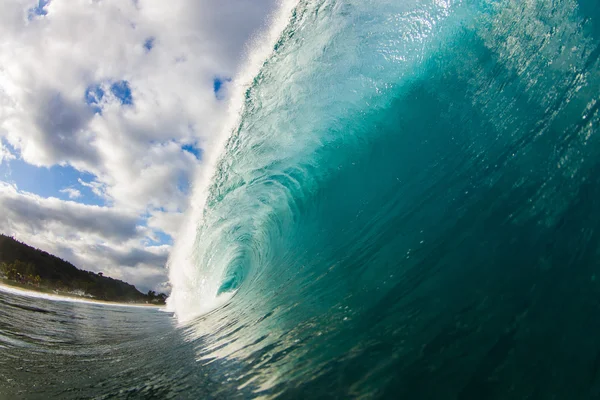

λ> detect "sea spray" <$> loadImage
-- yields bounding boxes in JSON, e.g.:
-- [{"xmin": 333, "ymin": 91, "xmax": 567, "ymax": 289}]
[{"xmin": 167, "ymin": 0, "xmax": 299, "ymax": 320}]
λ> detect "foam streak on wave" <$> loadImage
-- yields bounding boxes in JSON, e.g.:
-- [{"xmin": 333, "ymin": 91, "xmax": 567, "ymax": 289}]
[
  {"xmin": 167, "ymin": 0, "xmax": 299, "ymax": 320},
  {"xmin": 168, "ymin": 0, "xmax": 461, "ymax": 321}
]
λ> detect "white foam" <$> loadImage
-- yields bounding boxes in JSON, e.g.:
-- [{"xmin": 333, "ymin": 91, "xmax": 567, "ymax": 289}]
[{"xmin": 167, "ymin": 0, "xmax": 299, "ymax": 322}]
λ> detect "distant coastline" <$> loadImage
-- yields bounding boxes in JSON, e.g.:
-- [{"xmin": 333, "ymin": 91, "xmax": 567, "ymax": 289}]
[
  {"xmin": 0, "ymin": 234, "xmax": 167, "ymax": 305},
  {"xmin": 0, "ymin": 281, "xmax": 165, "ymax": 308}
]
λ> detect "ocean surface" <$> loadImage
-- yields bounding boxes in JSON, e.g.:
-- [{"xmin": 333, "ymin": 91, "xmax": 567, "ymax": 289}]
[{"xmin": 4, "ymin": 0, "xmax": 600, "ymax": 398}]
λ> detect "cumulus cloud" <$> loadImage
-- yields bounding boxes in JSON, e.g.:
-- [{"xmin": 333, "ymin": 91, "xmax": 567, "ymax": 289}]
[
  {"xmin": 0, "ymin": 183, "xmax": 169, "ymax": 291},
  {"xmin": 0, "ymin": 184, "xmax": 138, "ymax": 240},
  {"xmin": 59, "ymin": 187, "xmax": 81, "ymax": 199},
  {"xmin": 0, "ymin": 0, "xmax": 279, "ymax": 290},
  {"xmin": 147, "ymin": 209, "xmax": 185, "ymax": 239},
  {"xmin": 0, "ymin": 0, "xmax": 278, "ymax": 211}
]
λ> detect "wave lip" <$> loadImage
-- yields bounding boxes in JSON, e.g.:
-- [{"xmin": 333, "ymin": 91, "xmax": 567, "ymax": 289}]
[
  {"xmin": 168, "ymin": 0, "xmax": 463, "ymax": 321},
  {"xmin": 166, "ymin": 0, "xmax": 299, "ymax": 322}
]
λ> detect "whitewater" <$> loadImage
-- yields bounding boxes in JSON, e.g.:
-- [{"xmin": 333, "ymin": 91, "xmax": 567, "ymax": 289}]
[{"xmin": 4, "ymin": 0, "xmax": 600, "ymax": 398}]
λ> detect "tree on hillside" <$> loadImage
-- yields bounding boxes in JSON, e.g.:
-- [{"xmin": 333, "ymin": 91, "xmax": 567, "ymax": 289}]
[{"xmin": 0, "ymin": 234, "xmax": 155, "ymax": 303}]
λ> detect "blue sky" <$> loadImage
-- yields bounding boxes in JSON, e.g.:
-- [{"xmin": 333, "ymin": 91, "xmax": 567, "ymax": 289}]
[
  {"xmin": 28, "ymin": 0, "xmax": 50, "ymax": 19},
  {"xmin": 0, "ymin": 158, "xmax": 103, "ymax": 205}
]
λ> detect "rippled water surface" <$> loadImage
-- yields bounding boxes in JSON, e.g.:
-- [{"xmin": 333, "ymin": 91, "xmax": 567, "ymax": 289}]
[{"xmin": 0, "ymin": 289, "xmax": 202, "ymax": 399}]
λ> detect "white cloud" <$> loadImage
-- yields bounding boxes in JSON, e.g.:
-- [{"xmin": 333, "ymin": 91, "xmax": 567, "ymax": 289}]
[
  {"xmin": 0, "ymin": 0, "xmax": 280, "ymax": 290},
  {"xmin": 78, "ymin": 178, "xmax": 105, "ymax": 198},
  {"xmin": 0, "ymin": 183, "xmax": 139, "ymax": 241},
  {"xmin": 0, "ymin": 0, "xmax": 278, "ymax": 212},
  {"xmin": 0, "ymin": 183, "xmax": 169, "ymax": 291},
  {"xmin": 59, "ymin": 187, "xmax": 81, "ymax": 199},
  {"xmin": 147, "ymin": 209, "xmax": 185, "ymax": 239}
]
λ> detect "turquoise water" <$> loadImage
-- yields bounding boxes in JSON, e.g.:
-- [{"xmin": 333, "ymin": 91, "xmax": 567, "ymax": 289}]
[{"xmin": 5, "ymin": 0, "xmax": 600, "ymax": 398}]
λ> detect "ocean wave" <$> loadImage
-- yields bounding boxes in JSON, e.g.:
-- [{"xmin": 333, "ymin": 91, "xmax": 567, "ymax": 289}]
[{"xmin": 168, "ymin": 0, "xmax": 600, "ymax": 396}]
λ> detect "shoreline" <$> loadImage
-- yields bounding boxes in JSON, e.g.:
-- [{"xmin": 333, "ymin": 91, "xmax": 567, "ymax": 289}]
[{"xmin": 0, "ymin": 281, "xmax": 166, "ymax": 309}]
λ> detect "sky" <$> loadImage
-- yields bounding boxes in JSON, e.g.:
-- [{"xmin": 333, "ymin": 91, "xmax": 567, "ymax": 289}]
[{"xmin": 0, "ymin": 0, "xmax": 278, "ymax": 292}]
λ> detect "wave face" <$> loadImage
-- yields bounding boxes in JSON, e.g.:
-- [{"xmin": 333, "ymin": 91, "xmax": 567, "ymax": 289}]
[{"xmin": 169, "ymin": 0, "xmax": 600, "ymax": 397}]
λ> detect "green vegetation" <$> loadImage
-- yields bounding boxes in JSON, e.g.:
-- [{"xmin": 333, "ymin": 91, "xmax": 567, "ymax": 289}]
[{"xmin": 0, "ymin": 235, "xmax": 167, "ymax": 304}]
